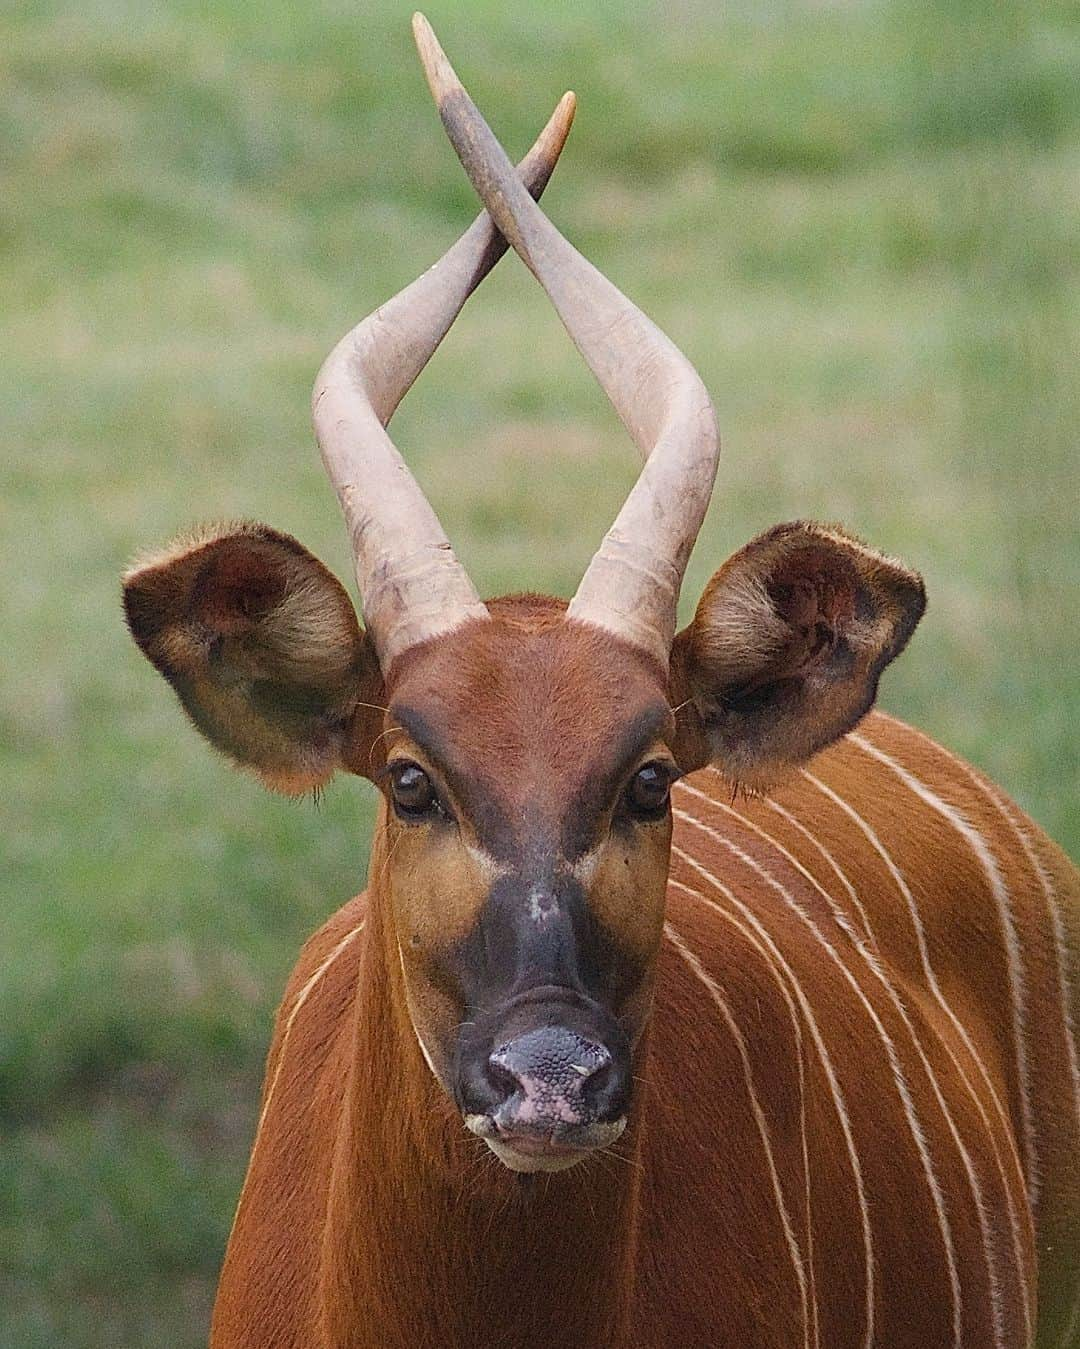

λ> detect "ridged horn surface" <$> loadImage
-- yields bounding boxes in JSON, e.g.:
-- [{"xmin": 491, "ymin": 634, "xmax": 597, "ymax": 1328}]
[
  {"xmin": 313, "ymin": 82, "xmax": 577, "ymax": 671},
  {"xmin": 413, "ymin": 13, "xmax": 719, "ymax": 670}
]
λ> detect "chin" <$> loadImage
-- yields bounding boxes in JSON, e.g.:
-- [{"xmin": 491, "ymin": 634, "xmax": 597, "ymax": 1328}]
[
  {"xmin": 465, "ymin": 1114, "xmax": 627, "ymax": 1173},
  {"xmin": 483, "ymin": 1137, "xmax": 593, "ymax": 1174}
]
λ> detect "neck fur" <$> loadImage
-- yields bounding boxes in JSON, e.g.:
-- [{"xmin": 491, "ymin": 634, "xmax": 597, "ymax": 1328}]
[{"xmin": 317, "ymin": 875, "xmax": 644, "ymax": 1349}]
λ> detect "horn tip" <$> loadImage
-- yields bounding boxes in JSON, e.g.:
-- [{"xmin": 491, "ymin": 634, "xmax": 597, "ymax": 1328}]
[
  {"xmin": 412, "ymin": 12, "xmax": 462, "ymax": 104},
  {"xmin": 538, "ymin": 92, "xmax": 577, "ymax": 160}
]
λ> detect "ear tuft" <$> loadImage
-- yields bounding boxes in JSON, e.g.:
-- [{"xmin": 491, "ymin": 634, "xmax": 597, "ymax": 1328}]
[
  {"xmin": 673, "ymin": 521, "xmax": 925, "ymax": 789},
  {"xmin": 123, "ymin": 522, "xmax": 380, "ymax": 793}
]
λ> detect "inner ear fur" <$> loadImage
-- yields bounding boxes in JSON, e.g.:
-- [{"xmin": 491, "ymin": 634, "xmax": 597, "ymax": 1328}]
[
  {"xmin": 123, "ymin": 522, "xmax": 383, "ymax": 794},
  {"xmin": 671, "ymin": 521, "xmax": 926, "ymax": 790}
]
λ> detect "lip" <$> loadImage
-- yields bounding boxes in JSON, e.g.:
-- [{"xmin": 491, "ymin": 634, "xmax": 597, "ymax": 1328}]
[
  {"xmin": 463, "ymin": 1112, "xmax": 626, "ymax": 1173},
  {"xmin": 484, "ymin": 1135, "xmax": 592, "ymax": 1174},
  {"xmin": 493, "ymin": 1131, "xmax": 586, "ymax": 1158}
]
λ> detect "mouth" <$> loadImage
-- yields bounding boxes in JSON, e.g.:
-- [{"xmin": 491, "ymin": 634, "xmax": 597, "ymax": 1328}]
[{"xmin": 464, "ymin": 1113, "xmax": 627, "ymax": 1173}]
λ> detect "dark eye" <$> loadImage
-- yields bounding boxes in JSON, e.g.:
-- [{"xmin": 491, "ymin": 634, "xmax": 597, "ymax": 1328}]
[
  {"xmin": 388, "ymin": 761, "xmax": 440, "ymax": 820},
  {"xmin": 623, "ymin": 762, "xmax": 676, "ymax": 820}
]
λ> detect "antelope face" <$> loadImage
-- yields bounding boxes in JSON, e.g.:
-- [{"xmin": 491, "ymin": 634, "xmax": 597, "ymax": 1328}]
[
  {"xmin": 123, "ymin": 19, "xmax": 925, "ymax": 1177},
  {"xmin": 377, "ymin": 603, "xmax": 676, "ymax": 1171}
]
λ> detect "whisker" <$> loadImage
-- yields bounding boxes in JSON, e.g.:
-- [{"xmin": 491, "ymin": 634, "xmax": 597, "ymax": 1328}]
[
  {"xmin": 368, "ymin": 724, "xmax": 404, "ymax": 764},
  {"xmin": 598, "ymin": 1146, "xmax": 644, "ymax": 1173},
  {"xmin": 376, "ymin": 830, "xmax": 406, "ymax": 888}
]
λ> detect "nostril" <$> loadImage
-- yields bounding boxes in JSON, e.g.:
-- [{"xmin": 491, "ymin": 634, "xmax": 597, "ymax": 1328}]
[
  {"xmin": 578, "ymin": 1054, "xmax": 613, "ymax": 1101},
  {"xmin": 486, "ymin": 1049, "xmax": 522, "ymax": 1102}
]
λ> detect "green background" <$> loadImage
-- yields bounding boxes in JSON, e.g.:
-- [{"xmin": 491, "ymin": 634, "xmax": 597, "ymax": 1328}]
[{"xmin": 2, "ymin": 0, "xmax": 1078, "ymax": 1342}]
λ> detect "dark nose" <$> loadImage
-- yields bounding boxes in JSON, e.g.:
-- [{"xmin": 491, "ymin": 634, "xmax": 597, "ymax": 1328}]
[{"xmin": 486, "ymin": 1027, "xmax": 620, "ymax": 1130}]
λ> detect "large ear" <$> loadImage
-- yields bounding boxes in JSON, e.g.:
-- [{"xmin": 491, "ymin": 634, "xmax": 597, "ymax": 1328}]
[
  {"xmin": 671, "ymin": 521, "xmax": 926, "ymax": 790},
  {"xmin": 122, "ymin": 523, "xmax": 383, "ymax": 794}
]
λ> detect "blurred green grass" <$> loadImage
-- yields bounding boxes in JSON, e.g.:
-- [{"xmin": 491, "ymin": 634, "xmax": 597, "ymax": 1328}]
[{"xmin": 2, "ymin": 0, "xmax": 1078, "ymax": 1343}]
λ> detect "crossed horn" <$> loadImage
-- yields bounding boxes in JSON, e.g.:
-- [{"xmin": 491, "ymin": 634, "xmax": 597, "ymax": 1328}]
[{"xmin": 313, "ymin": 15, "xmax": 719, "ymax": 674}]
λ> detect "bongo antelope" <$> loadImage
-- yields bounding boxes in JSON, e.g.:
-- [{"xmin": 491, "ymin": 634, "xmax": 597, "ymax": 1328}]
[{"xmin": 123, "ymin": 17, "xmax": 1080, "ymax": 1347}]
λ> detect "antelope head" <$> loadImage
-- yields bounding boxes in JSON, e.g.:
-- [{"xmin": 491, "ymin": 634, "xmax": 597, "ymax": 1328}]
[{"xmin": 123, "ymin": 18, "xmax": 925, "ymax": 1174}]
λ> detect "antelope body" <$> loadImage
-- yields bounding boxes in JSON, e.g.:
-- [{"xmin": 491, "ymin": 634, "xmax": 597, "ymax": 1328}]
[{"xmin": 123, "ymin": 19, "xmax": 1080, "ymax": 1348}]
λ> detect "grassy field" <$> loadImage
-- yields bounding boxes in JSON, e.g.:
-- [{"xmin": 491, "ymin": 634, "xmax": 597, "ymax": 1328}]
[{"xmin": 2, "ymin": 0, "xmax": 1078, "ymax": 1342}]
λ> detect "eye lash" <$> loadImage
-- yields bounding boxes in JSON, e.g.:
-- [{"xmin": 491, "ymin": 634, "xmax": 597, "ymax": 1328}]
[
  {"xmin": 393, "ymin": 796, "xmax": 446, "ymax": 823},
  {"xmin": 637, "ymin": 760, "xmax": 682, "ymax": 789}
]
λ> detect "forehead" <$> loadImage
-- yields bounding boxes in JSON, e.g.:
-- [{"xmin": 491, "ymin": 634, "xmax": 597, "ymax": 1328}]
[{"xmin": 385, "ymin": 602, "xmax": 672, "ymax": 843}]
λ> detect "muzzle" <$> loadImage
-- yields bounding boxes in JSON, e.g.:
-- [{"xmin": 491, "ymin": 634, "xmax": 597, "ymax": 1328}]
[{"xmin": 455, "ymin": 987, "xmax": 631, "ymax": 1172}]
